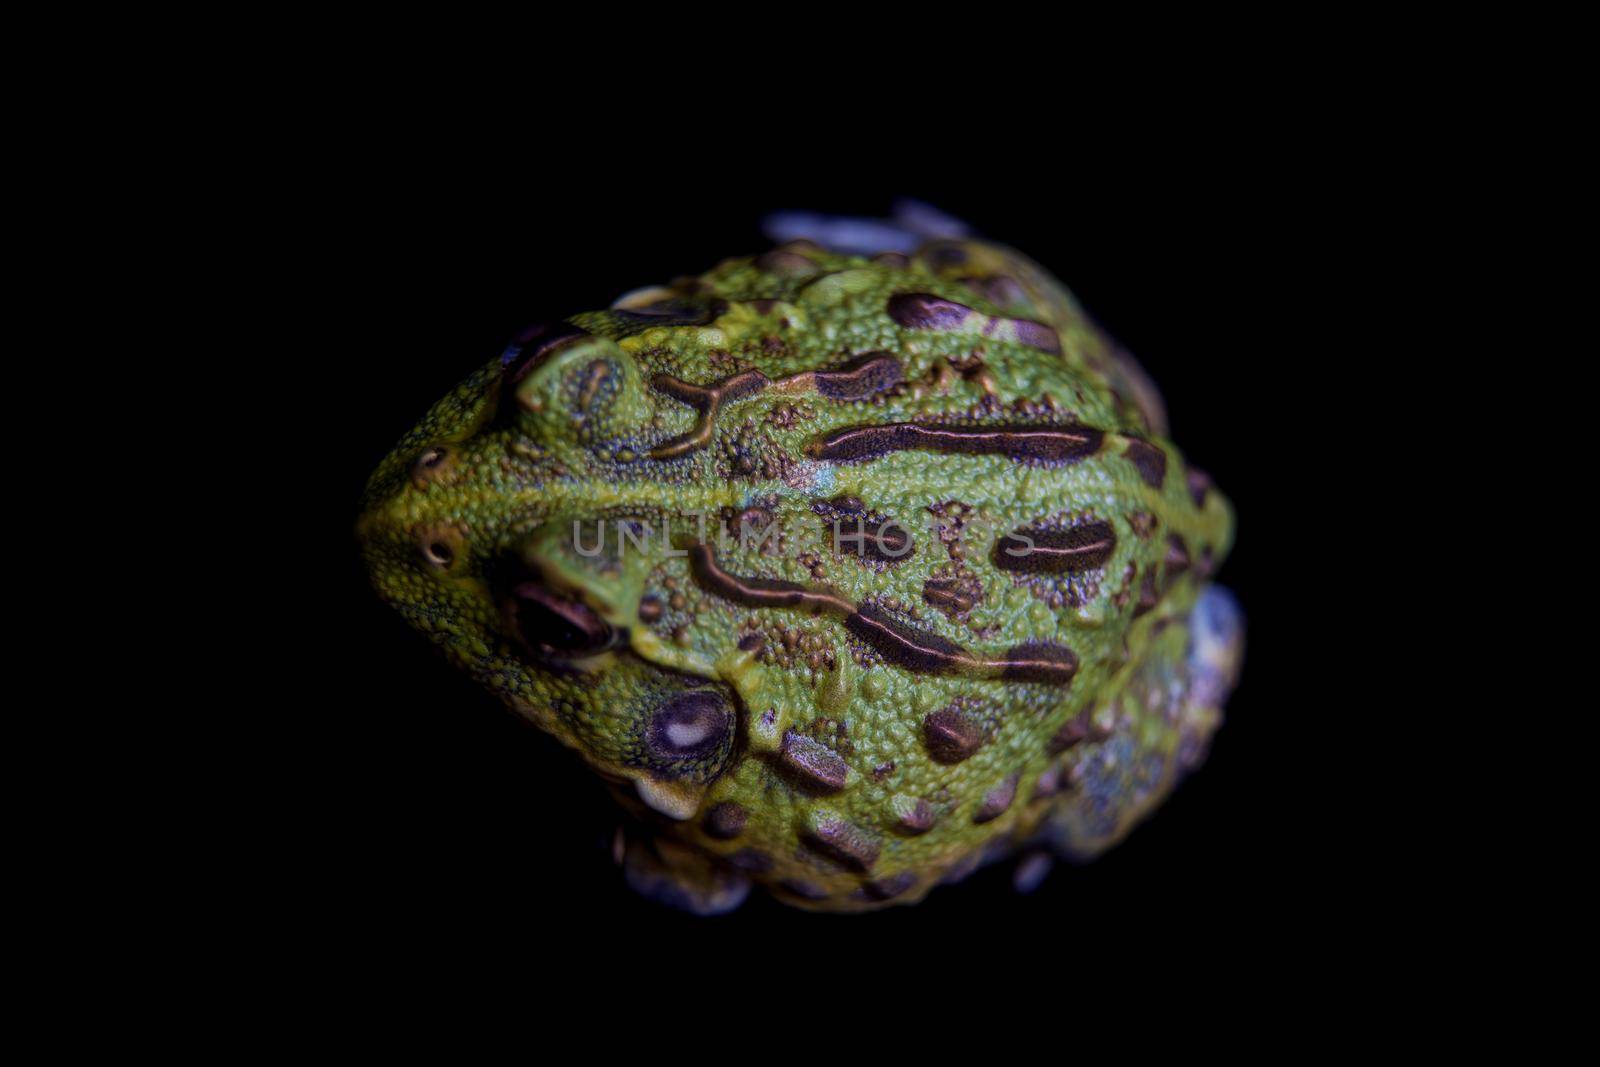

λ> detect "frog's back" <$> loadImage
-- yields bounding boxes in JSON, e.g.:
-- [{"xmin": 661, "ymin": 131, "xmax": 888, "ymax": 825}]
[{"xmin": 357, "ymin": 222, "xmax": 1242, "ymax": 913}]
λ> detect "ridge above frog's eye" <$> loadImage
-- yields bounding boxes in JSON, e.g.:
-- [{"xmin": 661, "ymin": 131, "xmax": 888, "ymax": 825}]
[{"xmin": 502, "ymin": 580, "xmax": 616, "ymax": 659}]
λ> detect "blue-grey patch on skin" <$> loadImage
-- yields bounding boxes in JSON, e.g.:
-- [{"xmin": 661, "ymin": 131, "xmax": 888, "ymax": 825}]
[
  {"xmin": 1189, "ymin": 585, "xmax": 1245, "ymax": 708},
  {"xmin": 763, "ymin": 200, "xmax": 970, "ymax": 255}
]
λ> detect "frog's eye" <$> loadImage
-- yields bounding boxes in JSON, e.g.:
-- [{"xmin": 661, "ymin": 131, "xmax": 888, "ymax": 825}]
[
  {"xmin": 503, "ymin": 581, "xmax": 616, "ymax": 659},
  {"xmin": 498, "ymin": 322, "xmax": 593, "ymax": 417}
]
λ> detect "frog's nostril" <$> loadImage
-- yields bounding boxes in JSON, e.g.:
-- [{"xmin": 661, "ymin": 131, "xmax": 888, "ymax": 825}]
[
  {"xmin": 415, "ymin": 525, "xmax": 465, "ymax": 571},
  {"xmin": 410, "ymin": 446, "xmax": 454, "ymax": 489}
]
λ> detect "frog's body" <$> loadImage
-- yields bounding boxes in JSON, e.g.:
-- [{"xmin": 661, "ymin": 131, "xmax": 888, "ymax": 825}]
[{"xmin": 357, "ymin": 227, "xmax": 1242, "ymax": 912}]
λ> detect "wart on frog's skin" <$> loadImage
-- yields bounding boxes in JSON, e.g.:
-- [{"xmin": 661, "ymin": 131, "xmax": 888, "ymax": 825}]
[{"xmin": 355, "ymin": 206, "xmax": 1242, "ymax": 914}]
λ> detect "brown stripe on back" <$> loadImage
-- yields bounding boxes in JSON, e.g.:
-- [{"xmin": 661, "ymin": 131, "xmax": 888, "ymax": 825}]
[
  {"xmin": 887, "ymin": 293, "xmax": 974, "ymax": 330},
  {"xmin": 649, "ymin": 369, "xmax": 772, "ymax": 459},
  {"xmin": 992, "ymin": 520, "xmax": 1116, "ymax": 574},
  {"xmin": 807, "ymin": 422, "xmax": 1104, "ymax": 465},
  {"xmin": 845, "ymin": 605, "xmax": 970, "ymax": 674},
  {"xmin": 1011, "ymin": 319, "xmax": 1061, "ymax": 354},
  {"xmin": 1132, "ymin": 569, "xmax": 1160, "ymax": 617},
  {"xmin": 812, "ymin": 353, "xmax": 902, "ymax": 400},
  {"xmin": 997, "ymin": 641, "xmax": 1079, "ymax": 686},
  {"xmin": 688, "ymin": 545, "xmax": 1077, "ymax": 684},
  {"xmin": 686, "ymin": 545, "xmax": 850, "ymax": 616}
]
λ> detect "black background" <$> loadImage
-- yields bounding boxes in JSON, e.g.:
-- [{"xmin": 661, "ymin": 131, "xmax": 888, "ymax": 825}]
[{"xmin": 304, "ymin": 156, "xmax": 1338, "ymax": 960}]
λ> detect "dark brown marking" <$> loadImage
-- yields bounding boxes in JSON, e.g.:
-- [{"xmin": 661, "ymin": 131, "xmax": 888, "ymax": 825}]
[
  {"xmin": 753, "ymin": 250, "xmax": 819, "ymax": 276},
  {"xmin": 1187, "ymin": 467, "xmax": 1212, "ymax": 508},
  {"xmin": 727, "ymin": 849, "xmax": 773, "ymax": 873},
  {"xmin": 807, "ymin": 422, "xmax": 1104, "ymax": 465},
  {"xmin": 779, "ymin": 731, "xmax": 849, "ymax": 793},
  {"xmin": 1165, "ymin": 534, "xmax": 1191, "ymax": 580},
  {"xmin": 887, "ymin": 293, "xmax": 975, "ymax": 331},
  {"xmin": 896, "ymin": 799, "xmax": 936, "ymax": 835},
  {"xmin": 872, "ymin": 251, "xmax": 911, "ymax": 268},
  {"xmin": 960, "ymin": 274, "xmax": 1029, "ymax": 310},
  {"xmin": 610, "ymin": 297, "xmax": 728, "ymax": 329},
  {"xmin": 1132, "ymin": 569, "xmax": 1161, "ymax": 617},
  {"xmin": 778, "ymin": 879, "xmax": 830, "ymax": 900},
  {"xmin": 804, "ymin": 814, "xmax": 880, "ymax": 871},
  {"xmin": 1031, "ymin": 765, "xmax": 1067, "ymax": 800},
  {"xmin": 703, "ymin": 802, "xmax": 747, "ymax": 839},
  {"xmin": 637, "ymin": 596, "xmax": 663, "ymax": 623},
  {"xmin": 921, "ymin": 241, "xmax": 969, "ymax": 268},
  {"xmin": 649, "ymin": 370, "xmax": 772, "ymax": 459},
  {"xmin": 1122, "ymin": 437, "xmax": 1168, "ymax": 488},
  {"xmin": 1011, "ymin": 319, "xmax": 1062, "ymax": 354},
  {"xmin": 690, "ymin": 545, "xmax": 1076, "ymax": 684},
  {"xmin": 688, "ymin": 545, "xmax": 852, "ymax": 616},
  {"xmin": 649, "ymin": 357, "xmax": 906, "ymax": 460},
  {"xmin": 922, "ymin": 577, "xmax": 975, "ymax": 615},
  {"xmin": 810, "ymin": 353, "xmax": 903, "ymax": 400},
  {"xmin": 998, "ymin": 642, "xmax": 1079, "ymax": 686},
  {"xmin": 1048, "ymin": 714, "xmax": 1090, "ymax": 754},
  {"xmin": 992, "ymin": 520, "xmax": 1116, "ymax": 574},
  {"xmin": 973, "ymin": 774, "xmax": 1020, "ymax": 823},
  {"xmin": 857, "ymin": 872, "xmax": 918, "ymax": 901},
  {"xmin": 845, "ymin": 605, "xmax": 970, "ymax": 674},
  {"xmin": 923, "ymin": 707, "xmax": 983, "ymax": 764}
]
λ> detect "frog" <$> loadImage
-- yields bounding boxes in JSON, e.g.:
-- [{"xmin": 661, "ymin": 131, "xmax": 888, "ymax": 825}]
[{"xmin": 356, "ymin": 206, "xmax": 1243, "ymax": 913}]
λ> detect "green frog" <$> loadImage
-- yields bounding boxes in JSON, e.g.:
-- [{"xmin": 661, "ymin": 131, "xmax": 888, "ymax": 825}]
[{"xmin": 356, "ymin": 210, "xmax": 1243, "ymax": 912}]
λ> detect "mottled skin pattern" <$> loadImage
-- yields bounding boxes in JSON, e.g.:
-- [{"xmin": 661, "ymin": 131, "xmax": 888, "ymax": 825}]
[{"xmin": 357, "ymin": 234, "xmax": 1243, "ymax": 913}]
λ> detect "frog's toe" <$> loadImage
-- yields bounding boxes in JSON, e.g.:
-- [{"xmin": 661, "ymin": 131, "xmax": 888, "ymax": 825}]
[
  {"xmin": 1044, "ymin": 582, "xmax": 1245, "ymax": 862},
  {"xmin": 1013, "ymin": 850, "xmax": 1056, "ymax": 895},
  {"xmin": 762, "ymin": 199, "xmax": 970, "ymax": 256},
  {"xmin": 620, "ymin": 829, "xmax": 751, "ymax": 916},
  {"xmin": 1189, "ymin": 584, "xmax": 1246, "ymax": 709}
]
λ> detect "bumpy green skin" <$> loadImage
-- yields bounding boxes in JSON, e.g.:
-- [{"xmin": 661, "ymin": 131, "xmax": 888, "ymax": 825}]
[{"xmin": 357, "ymin": 236, "xmax": 1242, "ymax": 912}]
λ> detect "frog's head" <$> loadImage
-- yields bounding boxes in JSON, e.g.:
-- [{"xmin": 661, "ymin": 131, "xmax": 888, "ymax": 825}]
[{"xmin": 355, "ymin": 323, "xmax": 740, "ymax": 818}]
